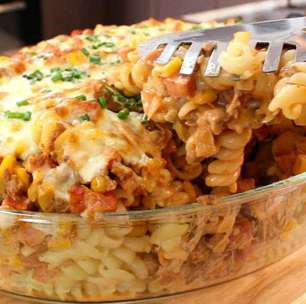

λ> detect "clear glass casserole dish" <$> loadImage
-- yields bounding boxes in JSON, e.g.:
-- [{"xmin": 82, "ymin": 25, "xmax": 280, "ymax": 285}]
[{"xmin": 1, "ymin": 173, "xmax": 306, "ymax": 304}]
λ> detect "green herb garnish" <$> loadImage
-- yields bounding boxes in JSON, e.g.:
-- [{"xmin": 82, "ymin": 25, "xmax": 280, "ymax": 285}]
[
  {"xmin": 5, "ymin": 111, "xmax": 31, "ymax": 121},
  {"xmin": 89, "ymin": 55, "xmax": 101, "ymax": 64},
  {"xmin": 75, "ymin": 95, "xmax": 87, "ymax": 101},
  {"xmin": 23, "ymin": 70, "xmax": 44, "ymax": 83},
  {"xmin": 117, "ymin": 108, "xmax": 129, "ymax": 120},
  {"xmin": 109, "ymin": 59, "xmax": 122, "ymax": 65},
  {"xmin": 16, "ymin": 100, "xmax": 29, "ymax": 107},
  {"xmin": 127, "ymin": 96, "xmax": 142, "ymax": 111},
  {"xmin": 86, "ymin": 35, "xmax": 99, "ymax": 43},
  {"xmin": 51, "ymin": 67, "xmax": 87, "ymax": 82},
  {"xmin": 79, "ymin": 113, "xmax": 90, "ymax": 122},
  {"xmin": 86, "ymin": 35, "xmax": 115, "ymax": 50},
  {"xmin": 98, "ymin": 96, "xmax": 107, "ymax": 108},
  {"xmin": 102, "ymin": 42, "xmax": 114, "ymax": 48},
  {"xmin": 81, "ymin": 48, "xmax": 90, "ymax": 57},
  {"xmin": 113, "ymin": 91, "xmax": 127, "ymax": 103},
  {"xmin": 51, "ymin": 69, "xmax": 63, "ymax": 82},
  {"xmin": 106, "ymin": 87, "xmax": 142, "ymax": 112},
  {"xmin": 92, "ymin": 41, "xmax": 115, "ymax": 49}
]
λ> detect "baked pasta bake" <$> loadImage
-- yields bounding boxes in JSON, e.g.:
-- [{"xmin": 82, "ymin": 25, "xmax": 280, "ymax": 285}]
[{"xmin": 1, "ymin": 18, "xmax": 306, "ymax": 302}]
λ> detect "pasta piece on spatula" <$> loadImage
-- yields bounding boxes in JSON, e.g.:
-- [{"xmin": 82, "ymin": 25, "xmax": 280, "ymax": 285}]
[{"xmin": 139, "ymin": 17, "xmax": 306, "ymax": 77}]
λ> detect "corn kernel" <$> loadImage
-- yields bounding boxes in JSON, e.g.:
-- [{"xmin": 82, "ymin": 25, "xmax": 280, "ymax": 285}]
[
  {"xmin": 192, "ymin": 89, "xmax": 217, "ymax": 105},
  {"xmin": 15, "ymin": 166, "xmax": 30, "ymax": 189},
  {"xmin": 0, "ymin": 155, "xmax": 16, "ymax": 193},
  {"xmin": 37, "ymin": 184, "xmax": 54, "ymax": 211},
  {"xmin": 91, "ymin": 175, "xmax": 108, "ymax": 193},
  {"xmin": 15, "ymin": 142, "xmax": 26, "ymax": 156},
  {"xmin": 48, "ymin": 237, "xmax": 72, "ymax": 250},
  {"xmin": 66, "ymin": 51, "xmax": 87, "ymax": 65},
  {"xmin": 0, "ymin": 155, "xmax": 16, "ymax": 177},
  {"xmin": 152, "ymin": 57, "xmax": 182, "ymax": 78}
]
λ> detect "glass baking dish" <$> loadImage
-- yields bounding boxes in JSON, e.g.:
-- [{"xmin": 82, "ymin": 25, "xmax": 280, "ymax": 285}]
[{"xmin": 0, "ymin": 173, "xmax": 306, "ymax": 304}]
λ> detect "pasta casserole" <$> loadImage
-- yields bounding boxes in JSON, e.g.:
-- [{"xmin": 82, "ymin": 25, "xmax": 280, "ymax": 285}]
[{"xmin": 0, "ymin": 18, "xmax": 306, "ymax": 302}]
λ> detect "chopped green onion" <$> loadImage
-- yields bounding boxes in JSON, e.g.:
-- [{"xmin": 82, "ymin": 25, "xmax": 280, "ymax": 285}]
[
  {"xmin": 98, "ymin": 96, "xmax": 107, "ymax": 108},
  {"xmin": 113, "ymin": 91, "xmax": 127, "ymax": 103},
  {"xmin": 117, "ymin": 108, "xmax": 129, "ymax": 120},
  {"xmin": 81, "ymin": 48, "xmax": 89, "ymax": 57},
  {"xmin": 75, "ymin": 95, "xmax": 87, "ymax": 101},
  {"xmin": 23, "ymin": 70, "xmax": 44, "ymax": 83},
  {"xmin": 92, "ymin": 41, "xmax": 115, "ymax": 49},
  {"xmin": 5, "ymin": 111, "xmax": 32, "ymax": 121},
  {"xmin": 79, "ymin": 113, "xmax": 90, "ymax": 122},
  {"xmin": 51, "ymin": 67, "xmax": 87, "ymax": 82},
  {"xmin": 106, "ymin": 86, "xmax": 142, "ymax": 112},
  {"xmin": 51, "ymin": 70, "xmax": 63, "ymax": 82},
  {"xmin": 101, "ymin": 41, "xmax": 115, "ymax": 48},
  {"xmin": 109, "ymin": 59, "xmax": 122, "ymax": 65},
  {"xmin": 89, "ymin": 55, "xmax": 101, "ymax": 64},
  {"xmin": 86, "ymin": 35, "xmax": 99, "ymax": 43},
  {"xmin": 16, "ymin": 100, "xmax": 29, "ymax": 107}
]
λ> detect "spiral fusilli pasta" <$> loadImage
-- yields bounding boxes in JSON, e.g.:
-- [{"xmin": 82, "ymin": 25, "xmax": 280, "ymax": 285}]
[{"xmin": 205, "ymin": 129, "xmax": 252, "ymax": 192}]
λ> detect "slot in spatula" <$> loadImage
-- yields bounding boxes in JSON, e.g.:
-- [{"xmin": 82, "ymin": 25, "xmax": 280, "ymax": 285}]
[{"xmin": 139, "ymin": 17, "xmax": 306, "ymax": 77}]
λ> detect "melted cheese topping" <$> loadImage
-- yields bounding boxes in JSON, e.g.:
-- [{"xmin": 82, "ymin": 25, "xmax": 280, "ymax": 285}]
[
  {"xmin": 54, "ymin": 111, "xmax": 152, "ymax": 183},
  {"xmin": 44, "ymin": 163, "xmax": 78, "ymax": 202},
  {"xmin": 0, "ymin": 18, "xmax": 217, "ymax": 184}
]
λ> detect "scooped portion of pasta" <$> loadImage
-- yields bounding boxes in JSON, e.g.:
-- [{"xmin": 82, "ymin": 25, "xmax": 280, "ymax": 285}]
[{"xmin": 0, "ymin": 18, "xmax": 305, "ymax": 215}]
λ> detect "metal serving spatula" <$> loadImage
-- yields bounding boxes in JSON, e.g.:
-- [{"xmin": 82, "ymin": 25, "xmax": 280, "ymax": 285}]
[{"xmin": 139, "ymin": 17, "xmax": 306, "ymax": 77}]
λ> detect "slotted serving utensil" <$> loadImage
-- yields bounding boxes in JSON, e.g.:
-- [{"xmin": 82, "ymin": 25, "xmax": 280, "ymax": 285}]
[{"xmin": 139, "ymin": 17, "xmax": 306, "ymax": 77}]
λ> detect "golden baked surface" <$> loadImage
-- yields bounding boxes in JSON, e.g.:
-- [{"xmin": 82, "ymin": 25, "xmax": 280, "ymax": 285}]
[{"xmin": 0, "ymin": 18, "xmax": 305, "ymax": 214}]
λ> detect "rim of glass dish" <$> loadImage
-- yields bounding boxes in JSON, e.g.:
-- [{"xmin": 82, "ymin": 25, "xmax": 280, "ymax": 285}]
[{"xmin": 1, "ymin": 172, "xmax": 306, "ymax": 223}]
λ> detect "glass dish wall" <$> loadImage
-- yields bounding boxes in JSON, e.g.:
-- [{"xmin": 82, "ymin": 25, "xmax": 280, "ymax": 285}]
[{"xmin": 0, "ymin": 173, "xmax": 306, "ymax": 303}]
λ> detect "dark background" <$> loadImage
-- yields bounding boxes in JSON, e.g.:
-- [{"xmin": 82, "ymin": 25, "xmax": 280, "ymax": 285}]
[
  {"xmin": 0, "ymin": 0, "xmax": 300, "ymax": 52},
  {"xmin": 0, "ymin": 0, "xmax": 261, "ymax": 50},
  {"xmin": 40, "ymin": 0, "xmax": 259, "ymax": 38}
]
